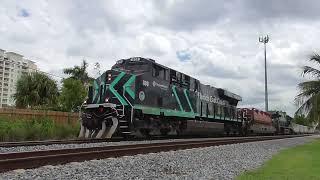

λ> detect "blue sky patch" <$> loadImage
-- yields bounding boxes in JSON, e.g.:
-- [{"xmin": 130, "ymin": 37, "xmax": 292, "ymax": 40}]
[
  {"xmin": 18, "ymin": 8, "xmax": 30, "ymax": 17},
  {"xmin": 176, "ymin": 50, "xmax": 191, "ymax": 62}
]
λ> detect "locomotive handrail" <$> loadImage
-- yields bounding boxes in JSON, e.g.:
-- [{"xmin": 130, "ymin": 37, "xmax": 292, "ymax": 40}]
[{"xmin": 123, "ymin": 86, "xmax": 134, "ymax": 124}]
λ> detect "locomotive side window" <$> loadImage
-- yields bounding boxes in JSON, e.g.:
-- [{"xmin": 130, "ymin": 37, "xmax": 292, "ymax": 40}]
[
  {"xmin": 176, "ymin": 72, "xmax": 181, "ymax": 82},
  {"xmin": 194, "ymin": 79, "xmax": 199, "ymax": 92},
  {"xmin": 152, "ymin": 64, "xmax": 166, "ymax": 80},
  {"xmin": 182, "ymin": 74, "xmax": 190, "ymax": 88},
  {"xmin": 164, "ymin": 69, "xmax": 168, "ymax": 81},
  {"xmin": 170, "ymin": 70, "xmax": 177, "ymax": 83},
  {"xmin": 190, "ymin": 78, "xmax": 194, "ymax": 91}
]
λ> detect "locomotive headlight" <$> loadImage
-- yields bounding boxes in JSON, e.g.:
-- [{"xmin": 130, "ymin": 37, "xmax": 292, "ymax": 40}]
[
  {"xmin": 107, "ymin": 74, "xmax": 112, "ymax": 81},
  {"xmin": 105, "ymin": 98, "xmax": 109, "ymax": 102}
]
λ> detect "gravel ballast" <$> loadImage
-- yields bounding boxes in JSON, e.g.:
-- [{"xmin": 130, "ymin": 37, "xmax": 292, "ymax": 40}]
[
  {"xmin": 0, "ymin": 135, "xmax": 318, "ymax": 180},
  {"xmin": 0, "ymin": 139, "xmax": 181, "ymax": 153}
]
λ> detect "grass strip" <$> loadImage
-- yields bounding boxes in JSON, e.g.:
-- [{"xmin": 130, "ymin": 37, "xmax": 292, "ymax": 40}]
[
  {"xmin": 0, "ymin": 116, "xmax": 79, "ymax": 141},
  {"xmin": 237, "ymin": 138, "xmax": 320, "ymax": 180}
]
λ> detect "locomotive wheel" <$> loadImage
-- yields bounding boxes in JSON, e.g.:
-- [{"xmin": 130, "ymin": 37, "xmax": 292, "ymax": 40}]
[
  {"xmin": 160, "ymin": 128, "xmax": 170, "ymax": 136},
  {"xmin": 140, "ymin": 128, "xmax": 151, "ymax": 138}
]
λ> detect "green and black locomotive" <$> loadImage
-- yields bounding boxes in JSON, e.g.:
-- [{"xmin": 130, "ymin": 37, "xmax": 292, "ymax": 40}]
[{"xmin": 79, "ymin": 57, "xmax": 242, "ymax": 138}]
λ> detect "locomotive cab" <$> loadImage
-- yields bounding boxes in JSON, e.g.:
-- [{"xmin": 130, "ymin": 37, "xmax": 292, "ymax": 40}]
[
  {"xmin": 79, "ymin": 57, "xmax": 157, "ymax": 139},
  {"xmin": 112, "ymin": 57, "xmax": 153, "ymax": 74}
]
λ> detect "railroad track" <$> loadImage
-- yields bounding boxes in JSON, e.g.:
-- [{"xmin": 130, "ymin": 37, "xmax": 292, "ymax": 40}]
[
  {"xmin": 0, "ymin": 138, "xmax": 124, "ymax": 148},
  {"xmin": 0, "ymin": 135, "xmax": 308, "ymax": 173},
  {"xmin": 0, "ymin": 135, "xmax": 241, "ymax": 148},
  {"xmin": 0, "ymin": 136, "xmax": 188, "ymax": 148}
]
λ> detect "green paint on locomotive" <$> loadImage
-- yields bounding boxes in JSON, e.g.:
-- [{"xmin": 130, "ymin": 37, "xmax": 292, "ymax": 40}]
[
  {"xmin": 172, "ymin": 85, "xmax": 184, "ymax": 111},
  {"xmin": 109, "ymin": 72, "xmax": 128, "ymax": 105},
  {"xmin": 133, "ymin": 105, "xmax": 196, "ymax": 118},
  {"xmin": 123, "ymin": 75, "xmax": 136, "ymax": 99},
  {"xmin": 183, "ymin": 89, "xmax": 194, "ymax": 113}
]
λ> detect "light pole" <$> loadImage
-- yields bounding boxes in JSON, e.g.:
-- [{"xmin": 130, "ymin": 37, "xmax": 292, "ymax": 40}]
[{"xmin": 259, "ymin": 35, "xmax": 269, "ymax": 112}]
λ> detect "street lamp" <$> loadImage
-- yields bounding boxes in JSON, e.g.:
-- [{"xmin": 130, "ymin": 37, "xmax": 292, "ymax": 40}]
[{"xmin": 259, "ymin": 35, "xmax": 269, "ymax": 112}]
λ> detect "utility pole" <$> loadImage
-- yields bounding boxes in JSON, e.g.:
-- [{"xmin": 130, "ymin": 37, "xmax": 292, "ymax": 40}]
[{"xmin": 259, "ymin": 35, "xmax": 269, "ymax": 112}]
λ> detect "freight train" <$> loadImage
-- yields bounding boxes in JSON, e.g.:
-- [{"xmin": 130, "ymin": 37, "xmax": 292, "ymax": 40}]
[{"xmin": 78, "ymin": 57, "xmax": 316, "ymax": 139}]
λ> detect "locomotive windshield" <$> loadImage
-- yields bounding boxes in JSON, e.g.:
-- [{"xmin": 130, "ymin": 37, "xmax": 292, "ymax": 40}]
[{"xmin": 112, "ymin": 58, "xmax": 150, "ymax": 73}]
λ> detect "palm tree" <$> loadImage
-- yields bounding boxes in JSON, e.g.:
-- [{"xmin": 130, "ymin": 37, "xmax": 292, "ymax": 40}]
[
  {"xmin": 63, "ymin": 60, "xmax": 94, "ymax": 85},
  {"xmin": 14, "ymin": 72, "xmax": 59, "ymax": 109},
  {"xmin": 295, "ymin": 53, "xmax": 320, "ymax": 123}
]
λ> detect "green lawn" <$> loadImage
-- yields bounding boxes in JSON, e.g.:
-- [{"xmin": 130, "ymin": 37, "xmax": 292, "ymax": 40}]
[{"xmin": 237, "ymin": 138, "xmax": 320, "ymax": 180}]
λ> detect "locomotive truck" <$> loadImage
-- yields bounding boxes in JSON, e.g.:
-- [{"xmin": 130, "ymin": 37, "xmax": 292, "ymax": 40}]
[{"xmin": 78, "ymin": 57, "xmax": 315, "ymax": 139}]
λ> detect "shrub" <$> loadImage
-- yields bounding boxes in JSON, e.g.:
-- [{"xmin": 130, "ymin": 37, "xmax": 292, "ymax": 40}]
[{"xmin": 0, "ymin": 116, "xmax": 79, "ymax": 141}]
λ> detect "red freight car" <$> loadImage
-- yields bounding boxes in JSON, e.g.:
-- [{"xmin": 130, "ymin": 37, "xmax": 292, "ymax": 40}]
[
  {"xmin": 239, "ymin": 108, "xmax": 272, "ymax": 125},
  {"xmin": 238, "ymin": 108, "xmax": 275, "ymax": 134}
]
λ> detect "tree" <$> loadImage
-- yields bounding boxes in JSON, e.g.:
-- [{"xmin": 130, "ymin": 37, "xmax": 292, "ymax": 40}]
[
  {"xmin": 59, "ymin": 78, "xmax": 87, "ymax": 112},
  {"xmin": 63, "ymin": 60, "xmax": 93, "ymax": 85},
  {"xmin": 14, "ymin": 72, "xmax": 58, "ymax": 109},
  {"xmin": 295, "ymin": 53, "xmax": 320, "ymax": 122},
  {"xmin": 94, "ymin": 62, "xmax": 101, "ymax": 76},
  {"xmin": 293, "ymin": 114, "xmax": 311, "ymax": 126}
]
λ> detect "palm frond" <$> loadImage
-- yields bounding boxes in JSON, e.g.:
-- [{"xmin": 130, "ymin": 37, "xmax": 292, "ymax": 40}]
[
  {"xmin": 297, "ymin": 80, "xmax": 320, "ymax": 97},
  {"xmin": 309, "ymin": 53, "xmax": 320, "ymax": 64},
  {"xmin": 81, "ymin": 60, "xmax": 88, "ymax": 70},
  {"xmin": 295, "ymin": 95, "xmax": 313, "ymax": 115},
  {"xmin": 63, "ymin": 68, "xmax": 75, "ymax": 75},
  {"xmin": 302, "ymin": 66, "xmax": 320, "ymax": 77}
]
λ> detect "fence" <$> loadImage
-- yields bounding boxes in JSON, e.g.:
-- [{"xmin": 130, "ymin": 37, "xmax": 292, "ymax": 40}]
[{"xmin": 0, "ymin": 108, "xmax": 79, "ymax": 125}]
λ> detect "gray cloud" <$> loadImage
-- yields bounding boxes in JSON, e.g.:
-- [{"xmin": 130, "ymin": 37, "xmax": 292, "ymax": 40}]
[
  {"xmin": 152, "ymin": 0, "xmax": 233, "ymax": 30},
  {"xmin": 152, "ymin": 0, "xmax": 320, "ymax": 31},
  {"xmin": 199, "ymin": 62, "xmax": 247, "ymax": 79},
  {"xmin": 1, "ymin": 0, "xmax": 319, "ymax": 116},
  {"xmin": 244, "ymin": 0, "xmax": 320, "ymax": 20}
]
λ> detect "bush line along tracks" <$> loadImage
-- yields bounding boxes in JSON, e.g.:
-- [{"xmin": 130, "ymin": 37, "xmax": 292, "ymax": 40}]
[{"xmin": 0, "ymin": 135, "xmax": 308, "ymax": 173}]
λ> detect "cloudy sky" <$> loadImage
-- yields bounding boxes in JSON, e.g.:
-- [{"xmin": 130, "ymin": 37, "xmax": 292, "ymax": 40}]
[{"xmin": 1, "ymin": 0, "xmax": 319, "ymax": 115}]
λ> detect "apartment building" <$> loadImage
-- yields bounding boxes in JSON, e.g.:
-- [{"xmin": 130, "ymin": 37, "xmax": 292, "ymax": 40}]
[{"xmin": 0, "ymin": 49, "xmax": 37, "ymax": 107}]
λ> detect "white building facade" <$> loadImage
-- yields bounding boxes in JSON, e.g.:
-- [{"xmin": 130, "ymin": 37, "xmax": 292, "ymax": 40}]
[{"xmin": 0, "ymin": 49, "xmax": 37, "ymax": 107}]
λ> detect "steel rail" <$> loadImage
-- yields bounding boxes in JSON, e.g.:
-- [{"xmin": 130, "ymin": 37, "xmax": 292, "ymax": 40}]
[
  {"xmin": 0, "ymin": 135, "xmax": 207, "ymax": 147},
  {"xmin": 0, "ymin": 136, "xmax": 203, "ymax": 148},
  {"xmin": 0, "ymin": 135, "xmax": 308, "ymax": 173},
  {"xmin": 0, "ymin": 138, "xmax": 125, "ymax": 148},
  {"xmin": 0, "ymin": 134, "xmax": 280, "ymax": 148}
]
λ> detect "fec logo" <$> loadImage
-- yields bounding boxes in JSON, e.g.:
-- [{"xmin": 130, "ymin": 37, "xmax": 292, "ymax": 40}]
[{"xmin": 139, "ymin": 91, "xmax": 145, "ymax": 101}]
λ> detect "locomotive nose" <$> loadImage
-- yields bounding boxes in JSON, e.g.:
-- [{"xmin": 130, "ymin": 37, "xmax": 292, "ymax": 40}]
[{"xmin": 87, "ymin": 70, "xmax": 135, "ymax": 106}]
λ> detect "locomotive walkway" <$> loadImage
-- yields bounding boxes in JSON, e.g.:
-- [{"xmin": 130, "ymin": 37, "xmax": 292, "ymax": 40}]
[{"xmin": 0, "ymin": 135, "xmax": 307, "ymax": 173}]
